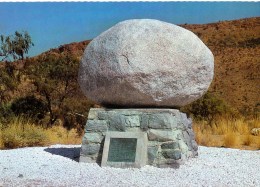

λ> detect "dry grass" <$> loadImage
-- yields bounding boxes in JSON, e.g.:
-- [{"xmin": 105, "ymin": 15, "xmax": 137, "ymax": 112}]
[
  {"xmin": 46, "ymin": 125, "xmax": 82, "ymax": 145},
  {"xmin": 223, "ymin": 132, "xmax": 239, "ymax": 148},
  {"xmin": 0, "ymin": 117, "xmax": 82, "ymax": 149},
  {"xmin": 1, "ymin": 115, "xmax": 259, "ymax": 150},
  {"xmin": 193, "ymin": 117, "xmax": 260, "ymax": 150}
]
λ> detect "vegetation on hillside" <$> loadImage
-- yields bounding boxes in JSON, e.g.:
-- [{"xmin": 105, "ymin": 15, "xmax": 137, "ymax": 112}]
[
  {"xmin": 181, "ymin": 17, "xmax": 260, "ymax": 117},
  {"xmin": 0, "ymin": 18, "xmax": 259, "ymax": 149},
  {"xmin": 0, "ymin": 36, "xmax": 94, "ymax": 148}
]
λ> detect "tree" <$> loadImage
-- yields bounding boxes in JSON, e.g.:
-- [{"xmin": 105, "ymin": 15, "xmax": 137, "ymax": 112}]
[
  {"xmin": 26, "ymin": 53, "xmax": 79, "ymax": 127},
  {"xmin": 11, "ymin": 95, "xmax": 47, "ymax": 121},
  {"xmin": 0, "ymin": 63, "xmax": 17, "ymax": 103},
  {"xmin": 0, "ymin": 63, "xmax": 18, "ymax": 124},
  {"xmin": 0, "ymin": 31, "xmax": 34, "ymax": 61},
  {"xmin": 0, "ymin": 35, "xmax": 11, "ymax": 61},
  {"xmin": 181, "ymin": 92, "xmax": 235, "ymax": 123}
]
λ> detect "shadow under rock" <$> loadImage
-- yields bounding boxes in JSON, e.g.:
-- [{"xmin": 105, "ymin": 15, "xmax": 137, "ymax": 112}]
[{"xmin": 44, "ymin": 147, "xmax": 81, "ymax": 162}]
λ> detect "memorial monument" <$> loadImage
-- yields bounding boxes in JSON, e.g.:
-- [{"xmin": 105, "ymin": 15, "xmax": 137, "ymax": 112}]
[{"xmin": 78, "ymin": 19, "xmax": 214, "ymax": 168}]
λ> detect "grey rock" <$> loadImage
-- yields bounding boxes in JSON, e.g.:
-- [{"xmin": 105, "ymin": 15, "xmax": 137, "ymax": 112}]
[
  {"xmin": 125, "ymin": 127, "xmax": 143, "ymax": 133},
  {"xmin": 97, "ymin": 109, "xmax": 113, "ymax": 120},
  {"xmin": 148, "ymin": 129, "xmax": 182, "ymax": 142},
  {"xmin": 82, "ymin": 133, "xmax": 103, "ymax": 143},
  {"xmin": 81, "ymin": 144, "xmax": 100, "ymax": 155},
  {"xmin": 147, "ymin": 146, "xmax": 158, "ymax": 164},
  {"xmin": 182, "ymin": 131, "xmax": 192, "ymax": 150},
  {"xmin": 187, "ymin": 117, "xmax": 193, "ymax": 129},
  {"xmin": 187, "ymin": 151, "xmax": 196, "ymax": 159},
  {"xmin": 125, "ymin": 115, "xmax": 140, "ymax": 127},
  {"xmin": 108, "ymin": 114, "xmax": 126, "ymax": 131},
  {"xmin": 178, "ymin": 141, "xmax": 189, "ymax": 153},
  {"xmin": 148, "ymin": 141, "xmax": 160, "ymax": 147},
  {"xmin": 180, "ymin": 113, "xmax": 189, "ymax": 129},
  {"xmin": 87, "ymin": 108, "xmax": 99, "ymax": 120},
  {"xmin": 161, "ymin": 141, "xmax": 179, "ymax": 149},
  {"xmin": 115, "ymin": 110, "xmax": 141, "ymax": 116},
  {"xmin": 191, "ymin": 140, "xmax": 198, "ymax": 151},
  {"xmin": 141, "ymin": 112, "xmax": 183, "ymax": 130},
  {"xmin": 97, "ymin": 111, "xmax": 109, "ymax": 120},
  {"xmin": 85, "ymin": 120, "xmax": 108, "ymax": 132},
  {"xmin": 140, "ymin": 114, "xmax": 149, "ymax": 130},
  {"xmin": 187, "ymin": 128, "xmax": 195, "ymax": 140},
  {"xmin": 78, "ymin": 19, "xmax": 214, "ymax": 107},
  {"xmin": 148, "ymin": 130, "xmax": 173, "ymax": 142},
  {"xmin": 148, "ymin": 113, "xmax": 178, "ymax": 129},
  {"xmin": 79, "ymin": 156, "xmax": 96, "ymax": 163},
  {"xmin": 157, "ymin": 159, "xmax": 181, "ymax": 169},
  {"xmin": 162, "ymin": 150, "xmax": 182, "ymax": 160},
  {"xmin": 180, "ymin": 112, "xmax": 187, "ymax": 119}
]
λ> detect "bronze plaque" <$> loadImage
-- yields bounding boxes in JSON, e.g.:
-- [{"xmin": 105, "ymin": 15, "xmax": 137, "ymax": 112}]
[{"xmin": 107, "ymin": 138, "xmax": 137, "ymax": 162}]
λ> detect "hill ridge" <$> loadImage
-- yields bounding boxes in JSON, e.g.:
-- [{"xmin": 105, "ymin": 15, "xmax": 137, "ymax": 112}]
[{"xmin": 3, "ymin": 17, "xmax": 260, "ymax": 114}]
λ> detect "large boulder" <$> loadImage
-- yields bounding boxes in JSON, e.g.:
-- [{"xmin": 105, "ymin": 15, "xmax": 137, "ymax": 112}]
[{"xmin": 78, "ymin": 19, "xmax": 214, "ymax": 107}]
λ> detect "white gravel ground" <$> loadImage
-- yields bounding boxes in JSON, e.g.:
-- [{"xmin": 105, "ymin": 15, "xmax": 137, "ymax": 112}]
[{"xmin": 0, "ymin": 145, "xmax": 259, "ymax": 187}]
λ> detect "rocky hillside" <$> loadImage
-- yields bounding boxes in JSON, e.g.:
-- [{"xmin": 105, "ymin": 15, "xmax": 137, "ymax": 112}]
[{"xmin": 182, "ymin": 17, "xmax": 260, "ymax": 114}]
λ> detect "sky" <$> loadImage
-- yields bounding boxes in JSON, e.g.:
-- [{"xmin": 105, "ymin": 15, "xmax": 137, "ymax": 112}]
[{"xmin": 0, "ymin": 2, "xmax": 259, "ymax": 57}]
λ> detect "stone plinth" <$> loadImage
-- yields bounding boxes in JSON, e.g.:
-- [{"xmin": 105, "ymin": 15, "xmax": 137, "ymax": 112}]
[{"xmin": 79, "ymin": 108, "xmax": 198, "ymax": 168}]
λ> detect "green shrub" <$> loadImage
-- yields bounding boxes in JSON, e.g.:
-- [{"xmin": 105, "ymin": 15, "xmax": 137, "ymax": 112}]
[
  {"xmin": 181, "ymin": 92, "xmax": 236, "ymax": 122},
  {"xmin": 11, "ymin": 95, "xmax": 47, "ymax": 120},
  {"xmin": 61, "ymin": 97, "xmax": 94, "ymax": 132},
  {"xmin": 0, "ymin": 103, "xmax": 14, "ymax": 125}
]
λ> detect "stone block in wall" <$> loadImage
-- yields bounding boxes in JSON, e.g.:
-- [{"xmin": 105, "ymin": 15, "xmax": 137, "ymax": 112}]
[
  {"xmin": 140, "ymin": 112, "xmax": 185, "ymax": 130},
  {"xmin": 148, "ymin": 113, "xmax": 177, "ymax": 129},
  {"xmin": 148, "ymin": 141, "xmax": 160, "ymax": 147},
  {"xmin": 157, "ymin": 159, "xmax": 182, "ymax": 169},
  {"xmin": 97, "ymin": 109, "xmax": 141, "ymax": 120},
  {"xmin": 114, "ymin": 109, "xmax": 143, "ymax": 116},
  {"xmin": 82, "ymin": 133, "xmax": 103, "ymax": 144},
  {"xmin": 162, "ymin": 149, "xmax": 182, "ymax": 160},
  {"xmin": 85, "ymin": 120, "xmax": 108, "ymax": 132},
  {"xmin": 148, "ymin": 130, "xmax": 172, "ymax": 142},
  {"xmin": 81, "ymin": 144, "xmax": 100, "ymax": 156},
  {"xmin": 178, "ymin": 140, "xmax": 189, "ymax": 153},
  {"xmin": 182, "ymin": 131, "xmax": 192, "ymax": 150},
  {"xmin": 187, "ymin": 128, "xmax": 195, "ymax": 139},
  {"xmin": 147, "ymin": 129, "xmax": 182, "ymax": 142},
  {"xmin": 97, "ymin": 111, "xmax": 110, "ymax": 120},
  {"xmin": 180, "ymin": 113, "xmax": 189, "ymax": 129},
  {"xmin": 79, "ymin": 156, "xmax": 96, "ymax": 163},
  {"xmin": 161, "ymin": 141, "xmax": 179, "ymax": 149},
  {"xmin": 147, "ymin": 146, "xmax": 159, "ymax": 164},
  {"xmin": 187, "ymin": 118, "xmax": 192, "ymax": 129},
  {"xmin": 140, "ymin": 114, "xmax": 149, "ymax": 130},
  {"xmin": 125, "ymin": 115, "xmax": 140, "ymax": 127},
  {"xmin": 87, "ymin": 108, "xmax": 99, "ymax": 120},
  {"xmin": 108, "ymin": 114, "xmax": 126, "ymax": 131},
  {"xmin": 191, "ymin": 140, "xmax": 198, "ymax": 151}
]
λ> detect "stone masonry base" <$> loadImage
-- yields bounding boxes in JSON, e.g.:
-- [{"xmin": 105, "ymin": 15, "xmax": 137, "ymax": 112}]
[{"xmin": 79, "ymin": 108, "xmax": 198, "ymax": 168}]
